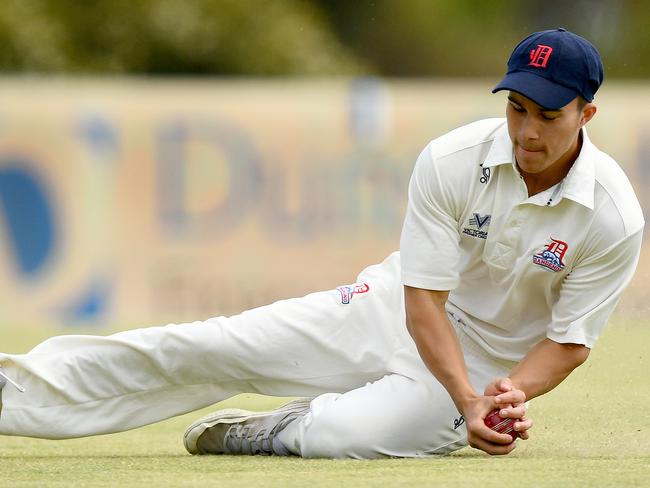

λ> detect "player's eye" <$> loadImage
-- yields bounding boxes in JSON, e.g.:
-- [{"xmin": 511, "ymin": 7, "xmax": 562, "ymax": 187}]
[
  {"xmin": 541, "ymin": 112, "xmax": 559, "ymax": 121},
  {"xmin": 509, "ymin": 103, "xmax": 525, "ymax": 112}
]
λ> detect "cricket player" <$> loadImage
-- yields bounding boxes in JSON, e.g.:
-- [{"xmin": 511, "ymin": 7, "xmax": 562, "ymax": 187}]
[{"xmin": 0, "ymin": 28, "xmax": 643, "ymax": 458}]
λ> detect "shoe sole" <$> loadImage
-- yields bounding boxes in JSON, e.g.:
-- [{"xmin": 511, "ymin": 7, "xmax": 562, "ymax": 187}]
[{"xmin": 183, "ymin": 398, "xmax": 311, "ymax": 455}]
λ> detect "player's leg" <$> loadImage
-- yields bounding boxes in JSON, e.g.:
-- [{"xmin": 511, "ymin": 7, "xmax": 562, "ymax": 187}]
[
  {"xmin": 283, "ymin": 373, "xmax": 465, "ymax": 458},
  {"xmin": 0, "ymin": 252, "xmax": 406, "ymax": 439},
  {"xmin": 285, "ymin": 327, "xmax": 516, "ymax": 458},
  {"xmin": 183, "ymin": 374, "xmax": 459, "ymax": 458},
  {"xmin": 184, "ymin": 323, "xmax": 516, "ymax": 459}
]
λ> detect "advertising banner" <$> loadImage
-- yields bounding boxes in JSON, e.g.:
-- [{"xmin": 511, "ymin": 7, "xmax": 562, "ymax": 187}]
[{"xmin": 0, "ymin": 79, "xmax": 647, "ymax": 327}]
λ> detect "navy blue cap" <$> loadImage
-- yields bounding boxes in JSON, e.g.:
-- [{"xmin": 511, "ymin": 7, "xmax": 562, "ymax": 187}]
[{"xmin": 493, "ymin": 28, "xmax": 604, "ymax": 110}]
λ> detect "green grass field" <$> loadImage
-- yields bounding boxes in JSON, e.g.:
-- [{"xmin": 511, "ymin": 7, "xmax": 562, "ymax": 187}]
[{"xmin": 2, "ymin": 320, "xmax": 650, "ymax": 487}]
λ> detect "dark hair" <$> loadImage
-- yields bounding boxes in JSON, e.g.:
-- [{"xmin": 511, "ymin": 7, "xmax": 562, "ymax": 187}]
[{"xmin": 577, "ymin": 96, "xmax": 588, "ymax": 111}]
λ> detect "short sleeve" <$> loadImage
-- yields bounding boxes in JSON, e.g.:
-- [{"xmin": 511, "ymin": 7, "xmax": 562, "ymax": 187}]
[
  {"xmin": 548, "ymin": 229, "xmax": 643, "ymax": 347},
  {"xmin": 400, "ymin": 143, "xmax": 462, "ymax": 290}
]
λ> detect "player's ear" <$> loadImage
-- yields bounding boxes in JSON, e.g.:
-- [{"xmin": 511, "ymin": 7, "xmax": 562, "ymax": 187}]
[{"xmin": 580, "ymin": 102, "xmax": 597, "ymax": 127}]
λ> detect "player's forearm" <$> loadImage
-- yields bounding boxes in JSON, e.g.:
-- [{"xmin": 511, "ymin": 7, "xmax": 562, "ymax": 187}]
[
  {"xmin": 508, "ymin": 338, "xmax": 590, "ymax": 400},
  {"xmin": 404, "ymin": 286, "xmax": 477, "ymax": 412}
]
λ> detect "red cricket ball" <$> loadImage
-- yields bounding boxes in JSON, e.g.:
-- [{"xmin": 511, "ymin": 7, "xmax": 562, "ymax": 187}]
[{"xmin": 484, "ymin": 409, "xmax": 520, "ymax": 442}]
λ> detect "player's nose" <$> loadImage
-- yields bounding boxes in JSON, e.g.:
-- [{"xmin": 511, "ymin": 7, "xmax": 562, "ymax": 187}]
[{"xmin": 519, "ymin": 116, "xmax": 540, "ymax": 141}]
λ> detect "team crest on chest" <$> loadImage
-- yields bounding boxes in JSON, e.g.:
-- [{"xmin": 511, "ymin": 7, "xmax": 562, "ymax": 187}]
[
  {"xmin": 533, "ymin": 237, "xmax": 568, "ymax": 272},
  {"xmin": 462, "ymin": 213, "xmax": 491, "ymax": 240},
  {"xmin": 336, "ymin": 282, "xmax": 370, "ymax": 304}
]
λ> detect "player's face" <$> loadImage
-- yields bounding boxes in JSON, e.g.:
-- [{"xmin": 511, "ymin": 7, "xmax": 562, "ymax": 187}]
[{"xmin": 506, "ymin": 92, "xmax": 596, "ymax": 186}]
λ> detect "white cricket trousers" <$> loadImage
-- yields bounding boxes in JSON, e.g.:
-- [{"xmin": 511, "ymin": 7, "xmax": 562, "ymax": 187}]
[{"xmin": 0, "ymin": 252, "xmax": 516, "ymax": 458}]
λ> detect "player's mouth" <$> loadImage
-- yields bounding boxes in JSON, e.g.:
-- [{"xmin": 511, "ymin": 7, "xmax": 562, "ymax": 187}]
[
  {"xmin": 516, "ymin": 145, "xmax": 546, "ymax": 164},
  {"xmin": 518, "ymin": 145, "xmax": 543, "ymax": 154},
  {"xmin": 515, "ymin": 145, "xmax": 547, "ymax": 172}
]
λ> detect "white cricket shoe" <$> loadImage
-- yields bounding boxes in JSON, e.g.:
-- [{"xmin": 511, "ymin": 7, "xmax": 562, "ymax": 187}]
[
  {"xmin": 0, "ymin": 368, "xmax": 26, "ymax": 418},
  {"xmin": 184, "ymin": 398, "xmax": 311, "ymax": 456}
]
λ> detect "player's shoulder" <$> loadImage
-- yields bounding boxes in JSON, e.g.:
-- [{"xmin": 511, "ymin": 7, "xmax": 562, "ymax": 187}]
[
  {"xmin": 423, "ymin": 118, "xmax": 506, "ymax": 161},
  {"xmin": 591, "ymin": 143, "xmax": 644, "ymax": 237}
]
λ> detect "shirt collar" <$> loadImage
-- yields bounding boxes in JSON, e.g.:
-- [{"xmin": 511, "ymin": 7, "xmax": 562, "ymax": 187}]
[
  {"xmin": 559, "ymin": 129, "xmax": 595, "ymax": 209},
  {"xmin": 482, "ymin": 120, "xmax": 595, "ymax": 210},
  {"xmin": 482, "ymin": 121, "xmax": 513, "ymax": 169}
]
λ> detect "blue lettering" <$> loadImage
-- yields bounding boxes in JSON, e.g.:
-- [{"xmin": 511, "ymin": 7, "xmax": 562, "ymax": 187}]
[
  {"xmin": 157, "ymin": 118, "xmax": 263, "ymax": 237},
  {"xmin": 0, "ymin": 163, "xmax": 57, "ymax": 278}
]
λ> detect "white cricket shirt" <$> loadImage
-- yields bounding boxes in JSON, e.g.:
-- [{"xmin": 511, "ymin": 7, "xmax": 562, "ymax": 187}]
[{"xmin": 400, "ymin": 118, "xmax": 644, "ymax": 361}]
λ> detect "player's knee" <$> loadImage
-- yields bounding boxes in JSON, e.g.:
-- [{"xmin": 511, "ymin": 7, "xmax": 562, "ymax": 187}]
[
  {"xmin": 298, "ymin": 411, "xmax": 384, "ymax": 459},
  {"xmin": 298, "ymin": 412, "xmax": 467, "ymax": 459},
  {"xmin": 297, "ymin": 396, "xmax": 469, "ymax": 459}
]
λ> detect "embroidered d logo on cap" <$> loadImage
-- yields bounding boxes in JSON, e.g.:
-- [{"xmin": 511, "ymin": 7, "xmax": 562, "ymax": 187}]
[
  {"xmin": 492, "ymin": 28, "xmax": 604, "ymax": 110},
  {"xmin": 528, "ymin": 44, "xmax": 553, "ymax": 68}
]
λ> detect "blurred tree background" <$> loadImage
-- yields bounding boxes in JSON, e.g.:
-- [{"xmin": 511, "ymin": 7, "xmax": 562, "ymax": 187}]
[{"xmin": 0, "ymin": 0, "xmax": 645, "ymax": 77}]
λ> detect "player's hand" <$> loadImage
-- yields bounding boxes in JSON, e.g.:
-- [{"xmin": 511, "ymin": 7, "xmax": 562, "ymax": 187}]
[
  {"xmin": 461, "ymin": 394, "xmax": 518, "ymax": 455},
  {"xmin": 483, "ymin": 377, "xmax": 533, "ymax": 441}
]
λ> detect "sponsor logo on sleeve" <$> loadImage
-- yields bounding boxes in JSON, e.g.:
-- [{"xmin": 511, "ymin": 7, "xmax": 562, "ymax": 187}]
[
  {"xmin": 462, "ymin": 213, "xmax": 491, "ymax": 240},
  {"xmin": 532, "ymin": 237, "xmax": 568, "ymax": 272},
  {"xmin": 336, "ymin": 282, "xmax": 370, "ymax": 304}
]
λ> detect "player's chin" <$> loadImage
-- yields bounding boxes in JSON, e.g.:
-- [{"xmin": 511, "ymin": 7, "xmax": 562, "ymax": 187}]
[{"xmin": 515, "ymin": 149, "xmax": 548, "ymax": 172}]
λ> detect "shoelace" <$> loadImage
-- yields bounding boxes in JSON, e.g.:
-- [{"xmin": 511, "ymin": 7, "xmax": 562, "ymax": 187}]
[
  {"xmin": 0, "ymin": 369, "xmax": 25, "ymax": 392},
  {"xmin": 223, "ymin": 412, "xmax": 300, "ymax": 455}
]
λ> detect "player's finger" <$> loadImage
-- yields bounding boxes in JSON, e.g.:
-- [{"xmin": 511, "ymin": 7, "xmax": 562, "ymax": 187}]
[
  {"xmin": 514, "ymin": 417, "xmax": 533, "ymax": 433},
  {"xmin": 474, "ymin": 422, "xmax": 515, "ymax": 445},
  {"xmin": 484, "ymin": 377, "xmax": 516, "ymax": 397},
  {"xmin": 494, "ymin": 389, "xmax": 526, "ymax": 406},
  {"xmin": 498, "ymin": 403, "xmax": 527, "ymax": 419},
  {"xmin": 498, "ymin": 377, "xmax": 513, "ymax": 392},
  {"xmin": 483, "ymin": 379, "xmax": 503, "ymax": 397},
  {"xmin": 470, "ymin": 436, "xmax": 517, "ymax": 456}
]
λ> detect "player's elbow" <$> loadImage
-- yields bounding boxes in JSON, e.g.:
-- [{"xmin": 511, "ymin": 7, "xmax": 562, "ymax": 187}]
[{"xmin": 563, "ymin": 342, "xmax": 591, "ymax": 368}]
